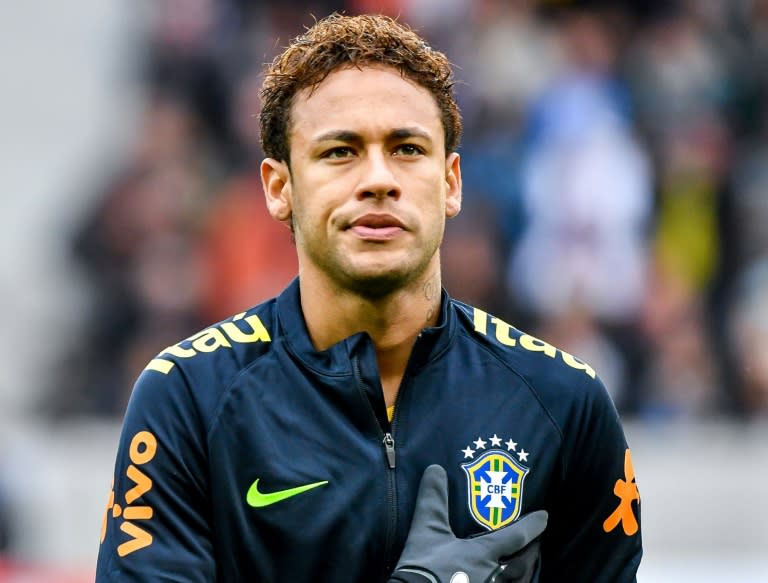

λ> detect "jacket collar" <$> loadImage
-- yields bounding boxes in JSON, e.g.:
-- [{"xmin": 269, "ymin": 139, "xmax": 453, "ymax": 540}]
[{"xmin": 275, "ymin": 277, "xmax": 456, "ymax": 375}]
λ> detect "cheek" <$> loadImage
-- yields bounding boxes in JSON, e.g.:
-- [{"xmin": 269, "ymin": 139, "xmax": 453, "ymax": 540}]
[
  {"xmin": 419, "ymin": 175, "xmax": 450, "ymax": 217},
  {"xmin": 290, "ymin": 186, "xmax": 333, "ymax": 234},
  {"xmin": 416, "ymin": 200, "xmax": 448, "ymax": 241}
]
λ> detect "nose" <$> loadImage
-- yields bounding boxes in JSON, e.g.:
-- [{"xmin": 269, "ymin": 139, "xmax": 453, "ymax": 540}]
[{"xmin": 356, "ymin": 150, "xmax": 401, "ymax": 201}]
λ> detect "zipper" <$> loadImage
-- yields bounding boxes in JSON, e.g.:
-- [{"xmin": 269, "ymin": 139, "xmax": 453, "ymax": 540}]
[
  {"xmin": 384, "ymin": 371, "xmax": 412, "ymax": 572},
  {"xmin": 352, "ymin": 356, "xmax": 399, "ymax": 575},
  {"xmin": 381, "ymin": 431, "xmax": 398, "ymax": 573},
  {"xmin": 383, "ymin": 432, "xmax": 396, "ymax": 468}
]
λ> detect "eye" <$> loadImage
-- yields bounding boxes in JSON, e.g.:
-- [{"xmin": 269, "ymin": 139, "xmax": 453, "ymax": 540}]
[
  {"xmin": 323, "ymin": 146, "xmax": 355, "ymax": 159},
  {"xmin": 393, "ymin": 144, "xmax": 424, "ymax": 157}
]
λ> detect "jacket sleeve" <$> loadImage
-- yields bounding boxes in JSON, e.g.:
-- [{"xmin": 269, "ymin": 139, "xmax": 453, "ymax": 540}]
[
  {"xmin": 96, "ymin": 363, "xmax": 215, "ymax": 581},
  {"xmin": 539, "ymin": 375, "xmax": 642, "ymax": 582}
]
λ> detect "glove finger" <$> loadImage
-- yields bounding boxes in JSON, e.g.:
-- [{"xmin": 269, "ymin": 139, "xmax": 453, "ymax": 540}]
[
  {"xmin": 478, "ymin": 510, "xmax": 548, "ymax": 556},
  {"xmin": 409, "ymin": 464, "xmax": 454, "ymax": 537}
]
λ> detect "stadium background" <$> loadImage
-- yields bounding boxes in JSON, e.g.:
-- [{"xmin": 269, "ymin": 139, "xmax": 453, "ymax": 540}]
[{"xmin": 1, "ymin": 0, "xmax": 767, "ymax": 580}]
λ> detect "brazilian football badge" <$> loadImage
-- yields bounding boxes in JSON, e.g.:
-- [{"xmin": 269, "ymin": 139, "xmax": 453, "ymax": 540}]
[{"xmin": 460, "ymin": 434, "xmax": 530, "ymax": 530}]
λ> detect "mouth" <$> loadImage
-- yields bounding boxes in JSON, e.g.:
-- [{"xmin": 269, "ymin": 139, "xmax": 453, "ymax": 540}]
[{"xmin": 347, "ymin": 213, "xmax": 406, "ymax": 241}]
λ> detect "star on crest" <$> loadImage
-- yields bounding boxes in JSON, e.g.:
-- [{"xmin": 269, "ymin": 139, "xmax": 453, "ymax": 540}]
[{"xmin": 460, "ymin": 434, "xmax": 531, "ymax": 467}]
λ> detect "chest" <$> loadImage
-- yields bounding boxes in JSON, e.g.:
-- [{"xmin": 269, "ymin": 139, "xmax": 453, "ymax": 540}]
[{"xmin": 206, "ymin": 355, "xmax": 562, "ymax": 545}]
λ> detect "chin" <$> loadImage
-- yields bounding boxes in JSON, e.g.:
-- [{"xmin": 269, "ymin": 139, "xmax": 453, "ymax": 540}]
[
  {"xmin": 337, "ymin": 264, "xmax": 422, "ymax": 299},
  {"xmin": 315, "ymin": 246, "xmax": 437, "ymax": 298}
]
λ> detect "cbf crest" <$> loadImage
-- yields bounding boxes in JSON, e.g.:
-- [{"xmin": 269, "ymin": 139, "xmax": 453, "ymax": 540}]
[{"xmin": 460, "ymin": 435, "xmax": 530, "ymax": 531}]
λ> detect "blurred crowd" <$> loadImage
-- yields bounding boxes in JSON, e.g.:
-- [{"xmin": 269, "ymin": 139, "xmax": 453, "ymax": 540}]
[{"xmin": 45, "ymin": 0, "xmax": 768, "ymax": 421}]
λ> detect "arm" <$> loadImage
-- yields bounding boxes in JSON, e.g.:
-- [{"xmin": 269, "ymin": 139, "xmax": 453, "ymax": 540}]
[
  {"xmin": 540, "ymin": 376, "xmax": 642, "ymax": 582},
  {"xmin": 96, "ymin": 365, "xmax": 215, "ymax": 582}
]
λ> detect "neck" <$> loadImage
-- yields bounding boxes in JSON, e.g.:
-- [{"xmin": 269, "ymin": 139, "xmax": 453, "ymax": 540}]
[{"xmin": 299, "ymin": 265, "xmax": 442, "ymax": 405}]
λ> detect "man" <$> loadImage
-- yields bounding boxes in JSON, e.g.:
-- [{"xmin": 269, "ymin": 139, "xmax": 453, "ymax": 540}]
[{"xmin": 97, "ymin": 13, "xmax": 641, "ymax": 582}]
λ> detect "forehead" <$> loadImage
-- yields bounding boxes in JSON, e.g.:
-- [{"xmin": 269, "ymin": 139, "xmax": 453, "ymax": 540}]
[{"xmin": 289, "ymin": 66, "xmax": 443, "ymax": 144}]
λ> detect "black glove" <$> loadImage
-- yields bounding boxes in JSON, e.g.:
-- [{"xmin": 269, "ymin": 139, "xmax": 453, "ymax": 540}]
[{"xmin": 388, "ymin": 465, "xmax": 547, "ymax": 583}]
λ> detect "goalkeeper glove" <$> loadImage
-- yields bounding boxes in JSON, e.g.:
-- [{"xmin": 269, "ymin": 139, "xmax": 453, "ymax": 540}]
[{"xmin": 388, "ymin": 465, "xmax": 547, "ymax": 583}]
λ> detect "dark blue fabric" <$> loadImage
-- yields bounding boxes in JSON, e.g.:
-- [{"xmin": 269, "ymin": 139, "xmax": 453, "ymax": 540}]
[{"xmin": 97, "ymin": 277, "xmax": 641, "ymax": 582}]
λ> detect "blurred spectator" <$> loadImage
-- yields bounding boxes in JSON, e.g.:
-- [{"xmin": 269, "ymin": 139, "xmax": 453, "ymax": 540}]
[
  {"xmin": 47, "ymin": 1, "xmax": 768, "ymax": 420},
  {"xmin": 730, "ymin": 109, "xmax": 768, "ymax": 273},
  {"xmin": 199, "ymin": 64, "xmax": 298, "ymax": 322},
  {"xmin": 45, "ymin": 93, "xmax": 215, "ymax": 417},
  {"xmin": 146, "ymin": 0, "xmax": 237, "ymax": 158},
  {"xmin": 507, "ymin": 8, "xmax": 653, "ymax": 324},
  {"xmin": 728, "ymin": 259, "xmax": 768, "ymax": 417},
  {"xmin": 442, "ymin": 201, "xmax": 510, "ymax": 320},
  {"xmin": 0, "ymin": 445, "xmax": 14, "ymax": 556},
  {"xmin": 652, "ymin": 115, "xmax": 729, "ymax": 293},
  {"xmin": 199, "ymin": 173, "xmax": 297, "ymax": 322},
  {"xmin": 625, "ymin": 4, "xmax": 730, "ymax": 140},
  {"xmin": 450, "ymin": 0, "xmax": 560, "ymax": 257},
  {"xmin": 458, "ymin": 0, "xmax": 561, "ymax": 131},
  {"xmin": 0, "ymin": 488, "xmax": 10, "ymax": 555},
  {"xmin": 637, "ymin": 261, "xmax": 721, "ymax": 419}
]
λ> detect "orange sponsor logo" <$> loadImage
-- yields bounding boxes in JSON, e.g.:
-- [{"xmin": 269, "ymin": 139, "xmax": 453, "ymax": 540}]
[
  {"xmin": 101, "ymin": 431, "xmax": 157, "ymax": 556},
  {"xmin": 603, "ymin": 448, "xmax": 640, "ymax": 536}
]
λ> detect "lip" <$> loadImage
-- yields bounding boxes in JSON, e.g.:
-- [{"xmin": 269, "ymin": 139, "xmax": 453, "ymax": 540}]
[{"xmin": 347, "ymin": 213, "xmax": 406, "ymax": 241}]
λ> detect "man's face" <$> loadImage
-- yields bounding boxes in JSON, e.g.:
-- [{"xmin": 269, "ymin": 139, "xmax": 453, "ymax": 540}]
[{"xmin": 262, "ymin": 66, "xmax": 461, "ymax": 297}]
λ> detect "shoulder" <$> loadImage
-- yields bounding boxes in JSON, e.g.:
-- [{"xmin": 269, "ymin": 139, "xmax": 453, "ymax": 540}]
[
  {"xmin": 144, "ymin": 301, "xmax": 278, "ymax": 377},
  {"xmin": 449, "ymin": 300, "xmax": 615, "ymax": 423},
  {"xmin": 449, "ymin": 299, "xmax": 630, "ymax": 482},
  {"xmin": 126, "ymin": 298, "xmax": 280, "ymax": 426}
]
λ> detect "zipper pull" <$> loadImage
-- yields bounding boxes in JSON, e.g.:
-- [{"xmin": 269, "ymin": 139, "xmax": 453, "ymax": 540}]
[{"xmin": 383, "ymin": 433, "xmax": 396, "ymax": 469}]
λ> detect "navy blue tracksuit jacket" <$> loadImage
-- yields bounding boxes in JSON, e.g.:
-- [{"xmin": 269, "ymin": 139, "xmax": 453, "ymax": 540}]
[{"xmin": 97, "ymin": 278, "xmax": 642, "ymax": 581}]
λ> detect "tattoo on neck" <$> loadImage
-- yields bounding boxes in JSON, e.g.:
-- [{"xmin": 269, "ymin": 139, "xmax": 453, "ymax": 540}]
[
  {"xmin": 423, "ymin": 277, "xmax": 437, "ymax": 301},
  {"xmin": 423, "ymin": 275, "xmax": 439, "ymax": 323}
]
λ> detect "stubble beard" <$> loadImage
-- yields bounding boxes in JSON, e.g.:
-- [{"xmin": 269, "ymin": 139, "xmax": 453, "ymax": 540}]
[
  {"xmin": 348, "ymin": 251, "xmax": 435, "ymax": 300},
  {"xmin": 311, "ymin": 238, "xmax": 441, "ymax": 301},
  {"xmin": 292, "ymin": 196, "xmax": 446, "ymax": 301}
]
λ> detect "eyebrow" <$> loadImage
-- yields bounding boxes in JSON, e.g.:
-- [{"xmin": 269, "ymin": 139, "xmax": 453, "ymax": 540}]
[
  {"xmin": 312, "ymin": 127, "xmax": 433, "ymax": 144},
  {"xmin": 389, "ymin": 127, "xmax": 432, "ymax": 142}
]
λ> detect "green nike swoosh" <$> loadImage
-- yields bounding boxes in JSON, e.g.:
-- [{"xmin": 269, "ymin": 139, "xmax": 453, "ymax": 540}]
[{"xmin": 246, "ymin": 478, "xmax": 329, "ymax": 508}]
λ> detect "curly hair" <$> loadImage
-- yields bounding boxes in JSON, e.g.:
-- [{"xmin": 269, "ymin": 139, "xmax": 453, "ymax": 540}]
[{"xmin": 260, "ymin": 13, "xmax": 462, "ymax": 163}]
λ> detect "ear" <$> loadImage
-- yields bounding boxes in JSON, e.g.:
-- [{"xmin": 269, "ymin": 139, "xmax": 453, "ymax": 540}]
[
  {"xmin": 444, "ymin": 152, "xmax": 462, "ymax": 219},
  {"xmin": 261, "ymin": 158, "xmax": 293, "ymax": 223}
]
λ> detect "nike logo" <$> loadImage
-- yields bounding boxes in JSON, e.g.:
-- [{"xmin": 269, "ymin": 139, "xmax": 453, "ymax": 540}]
[{"xmin": 246, "ymin": 478, "xmax": 329, "ymax": 507}]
